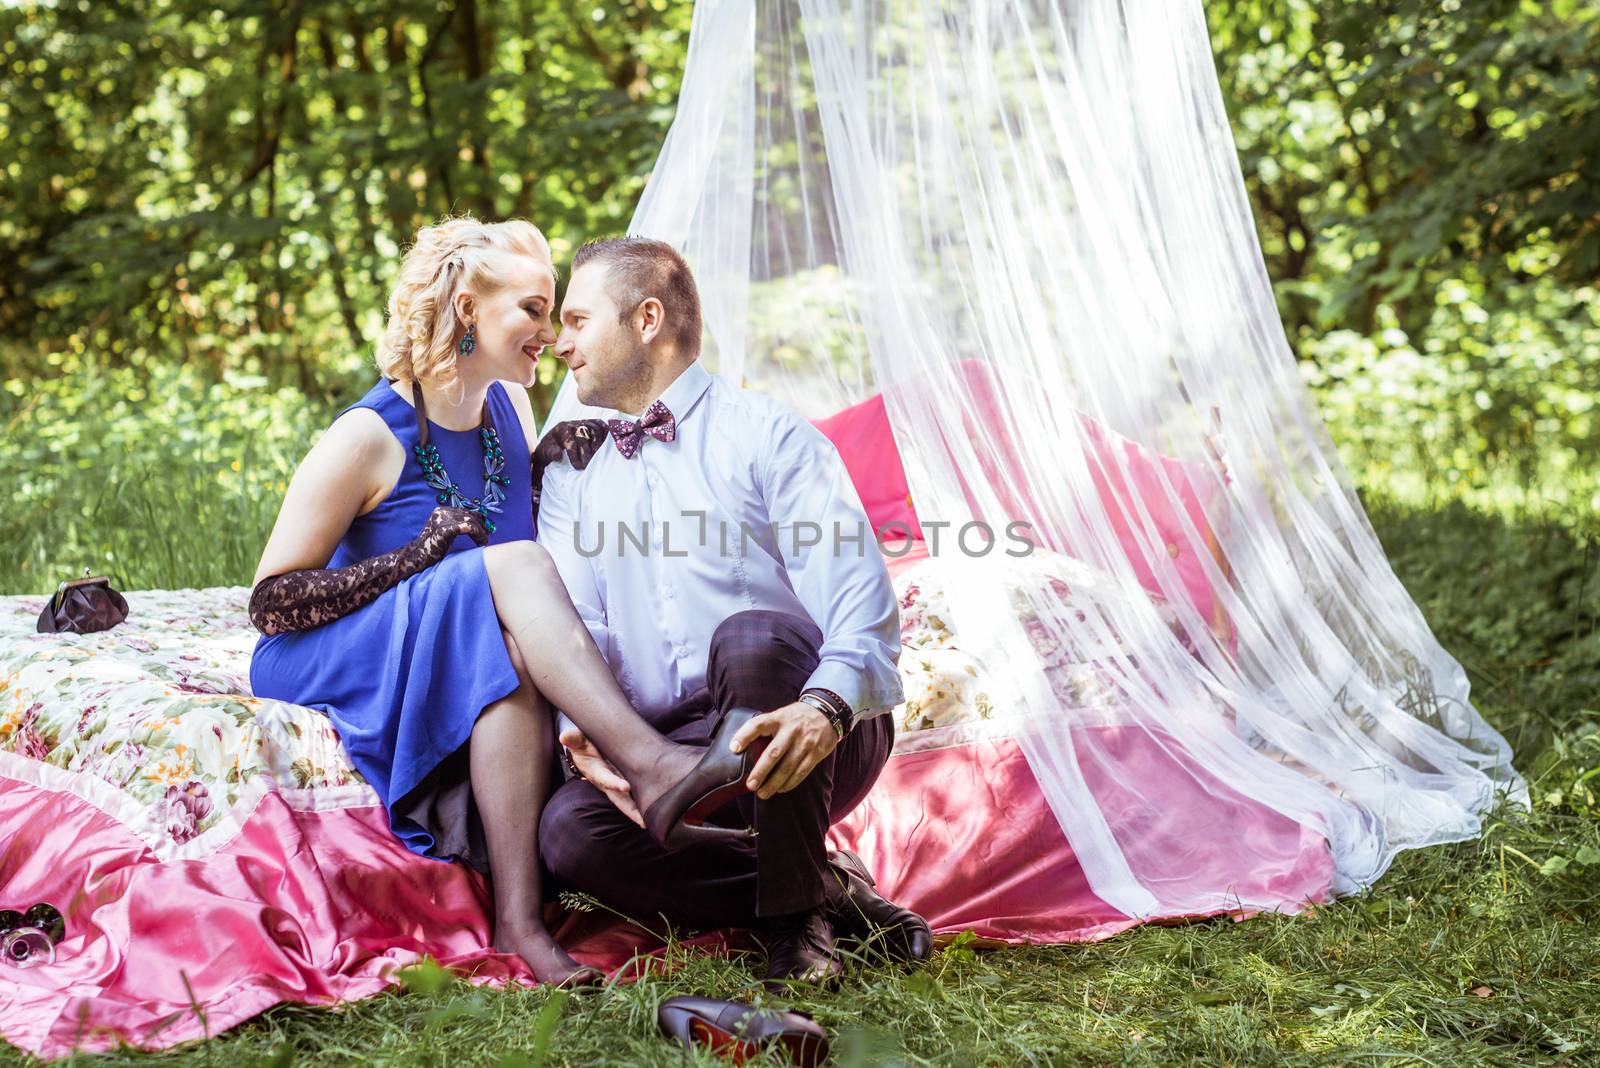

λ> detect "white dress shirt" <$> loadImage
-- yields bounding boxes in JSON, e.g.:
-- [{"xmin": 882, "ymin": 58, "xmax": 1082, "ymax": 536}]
[{"xmin": 536, "ymin": 359, "xmax": 903, "ymax": 728}]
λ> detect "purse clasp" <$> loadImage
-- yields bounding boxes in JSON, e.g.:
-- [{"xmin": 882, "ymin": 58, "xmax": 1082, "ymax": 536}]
[{"xmin": 51, "ymin": 570, "xmax": 108, "ymax": 613}]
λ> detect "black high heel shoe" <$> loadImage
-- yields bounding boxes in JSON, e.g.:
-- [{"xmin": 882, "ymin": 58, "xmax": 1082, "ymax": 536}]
[
  {"xmin": 657, "ymin": 995, "xmax": 829, "ymax": 1066},
  {"xmin": 644, "ymin": 707, "xmax": 767, "ymax": 850}
]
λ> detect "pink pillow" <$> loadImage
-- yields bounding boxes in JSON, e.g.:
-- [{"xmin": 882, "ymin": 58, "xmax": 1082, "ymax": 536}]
[
  {"xmin": 810, "ymin": 392, "xmax": 924, "ymax": 540},
  {"xmin": 810, "ymin": 364, "xmax": 1233, "ymax": 649}
]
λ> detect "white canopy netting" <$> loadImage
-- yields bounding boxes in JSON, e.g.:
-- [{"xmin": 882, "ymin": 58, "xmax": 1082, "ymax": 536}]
[{"xmin": 545, "ymin": 0, "xmax": 1525, "ymax": 920}]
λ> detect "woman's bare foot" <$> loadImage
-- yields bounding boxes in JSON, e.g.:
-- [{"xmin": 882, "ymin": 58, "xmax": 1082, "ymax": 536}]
[{"xmin": 494, "ymin": 921, "xmax": 604, "ymax": 987}]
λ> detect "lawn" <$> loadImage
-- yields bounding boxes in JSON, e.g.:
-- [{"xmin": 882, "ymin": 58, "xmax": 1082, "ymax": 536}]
[{"xmin": 2, "ymin": 371, "xmax": 1598, "ymax": 1066}]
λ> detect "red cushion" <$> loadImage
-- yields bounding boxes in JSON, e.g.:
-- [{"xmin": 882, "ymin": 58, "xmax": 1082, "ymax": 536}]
[
  {"xmin": 810, "ymin": 392, "xmax": 924, "ymax": 539},
  {"xmin": 809, "ymin": 364, "xmax": 1233, "ymax": 650}
]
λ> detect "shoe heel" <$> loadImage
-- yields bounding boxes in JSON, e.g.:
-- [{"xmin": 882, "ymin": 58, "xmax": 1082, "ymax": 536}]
[
  {"xmin": 663, "ymin": 821, "xmax": 757, "ymax": 849},
  {"xmin": 661, "ymin": 771, "xmax": 762, "ymax": 847}
]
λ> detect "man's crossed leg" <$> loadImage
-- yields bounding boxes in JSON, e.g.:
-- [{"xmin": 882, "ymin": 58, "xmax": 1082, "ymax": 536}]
[{"xmin": 539, "ymin": 608, "xmax": 926, "ymax": 982}]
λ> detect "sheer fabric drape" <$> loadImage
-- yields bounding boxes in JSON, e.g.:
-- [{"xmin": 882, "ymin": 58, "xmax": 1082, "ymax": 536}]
[{"xmin": 546, "ymin": 0, "xmax": 1523, "ymax": 920}]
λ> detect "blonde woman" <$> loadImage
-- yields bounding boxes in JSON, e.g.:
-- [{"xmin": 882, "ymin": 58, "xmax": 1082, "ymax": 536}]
[{"xmin": 247, "ymin": 216, "xmax": 700, "ymax": 986}]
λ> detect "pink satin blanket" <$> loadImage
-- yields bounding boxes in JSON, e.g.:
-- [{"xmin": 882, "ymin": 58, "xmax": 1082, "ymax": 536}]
[{"xmin": 1, "ymin": 727, "xmax": 1331, "ymax": 1058}]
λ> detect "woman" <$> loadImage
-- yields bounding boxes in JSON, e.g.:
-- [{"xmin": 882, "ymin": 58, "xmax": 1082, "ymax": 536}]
[{"xmin": 247, "ymin": 215, "xmax": 700, "ymax": 986}]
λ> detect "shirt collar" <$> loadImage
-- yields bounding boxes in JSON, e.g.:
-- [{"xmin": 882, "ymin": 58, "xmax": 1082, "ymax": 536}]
[{"xmin": 616, "ymin": 360, "xmax": 713, "ymax": 425}]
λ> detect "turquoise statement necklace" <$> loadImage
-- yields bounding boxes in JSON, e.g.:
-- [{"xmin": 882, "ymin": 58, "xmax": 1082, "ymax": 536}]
[{"xmin": 410, "ymin": 381, "xmax": 511, "ymax": 534}]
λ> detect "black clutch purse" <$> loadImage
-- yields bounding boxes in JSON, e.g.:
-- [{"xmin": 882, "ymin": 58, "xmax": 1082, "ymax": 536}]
[{"xmin": 36, "ymin": 570, "xmax": 129, "ymax": 635}]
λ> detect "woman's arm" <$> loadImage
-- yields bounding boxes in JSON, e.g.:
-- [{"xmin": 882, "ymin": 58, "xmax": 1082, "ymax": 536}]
[
  {"xmin": 530, "ymin": 420, "xmax": 609, "ymax": 527},
  {"xmin": 252, "ymin": 409, "xmax": 400, "ymax": 587},
  {"xmin": 500, "ymin": 379, "xmax": 541, "ymax": 449},
  {"xmin": 249, "ymin": 505, "xmax": 490, "ymax": 634},
  {"xmin": 249, "ymin": 409, "xmax": 464, "ymax": 636},
  {"xmin": 497, "ymin": 381, "xmax": 608, "ymax": 526}
]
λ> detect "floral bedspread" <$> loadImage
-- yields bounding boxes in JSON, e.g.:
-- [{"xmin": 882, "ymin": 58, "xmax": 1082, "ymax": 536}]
[
  {"xmin": 1, "ymin": 550, "xmax": 1200, "ymax": 856},
  {"xmin": 0, "ymin": 588, "xmax": 364, "ymax": 859},
  {"xmin": 888, "ymin": 548, "xmax": 1198, "ymax": 737}
]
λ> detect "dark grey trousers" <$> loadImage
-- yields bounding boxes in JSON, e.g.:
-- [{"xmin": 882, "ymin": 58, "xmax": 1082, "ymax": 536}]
[{"xmin": 538, "ymin": 609, "xmax": 893, "ymax": 926}]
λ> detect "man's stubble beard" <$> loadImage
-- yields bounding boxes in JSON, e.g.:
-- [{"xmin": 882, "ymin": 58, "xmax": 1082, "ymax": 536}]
[{"xmin": 591, "ymin": 339, "xmax": 655, "ymax": 414}]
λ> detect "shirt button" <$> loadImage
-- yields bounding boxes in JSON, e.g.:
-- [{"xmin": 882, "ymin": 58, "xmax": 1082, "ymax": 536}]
[{"xmin": 663, "ymin": 586, "xmax": 674, "ymax": 599}]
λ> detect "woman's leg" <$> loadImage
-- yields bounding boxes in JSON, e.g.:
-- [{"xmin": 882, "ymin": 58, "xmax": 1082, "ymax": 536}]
[
  {"xmin": 481, "ymin": 541, "xmax": 697, "ymax": 812},
  {"xmin": 471, "ymin": 628, "xmax": 599, "ymax": 985}
]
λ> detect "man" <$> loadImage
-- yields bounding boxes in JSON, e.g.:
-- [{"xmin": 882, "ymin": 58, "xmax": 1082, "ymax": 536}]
[{"xmin": 535, "ymin": 236, "xmax": 932, "ymax": 984}]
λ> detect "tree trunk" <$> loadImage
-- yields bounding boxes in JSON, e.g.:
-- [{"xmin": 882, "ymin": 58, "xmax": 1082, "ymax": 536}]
[
  {"xmin": 456, "ymin": 0, "xmax": 498, "ymax": 216},
  {"xmin": 415, "ymin": 8, "xmax": 461, "ymax": 214}
]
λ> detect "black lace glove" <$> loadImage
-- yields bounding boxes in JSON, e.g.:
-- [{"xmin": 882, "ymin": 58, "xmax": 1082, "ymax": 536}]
[
  {"xmin": 249, "ymin": 506, "xmax": 490, "ymax": 636},
  {"xmin": 531, "ymin": 419, "xmax": 609, "ymax": 528}
]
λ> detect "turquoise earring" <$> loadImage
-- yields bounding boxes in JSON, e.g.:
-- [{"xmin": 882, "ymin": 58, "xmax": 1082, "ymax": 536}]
[{"xmin": 458, "ymin": 322, "xmax": 477, "ymax": 357}]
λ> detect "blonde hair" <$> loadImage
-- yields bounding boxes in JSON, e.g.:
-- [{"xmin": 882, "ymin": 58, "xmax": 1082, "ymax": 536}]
[{"xmin": 377, "ymin": 213, "xmax": 553, "ymax": 394}]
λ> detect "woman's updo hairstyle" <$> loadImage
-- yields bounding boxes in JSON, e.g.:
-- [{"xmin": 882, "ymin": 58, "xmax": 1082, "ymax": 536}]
[{"xmin": 377, "ymin": 213, "xmax": 553, "ymax": 394}]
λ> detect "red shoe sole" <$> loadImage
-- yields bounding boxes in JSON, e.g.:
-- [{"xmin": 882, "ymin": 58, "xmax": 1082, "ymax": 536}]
[
  {"xmin": 690, "ymin": 1019, "xmax": 759, "ymax": 1064},
  {"xmin": 679, "ymin": 738, "xmax": 770, "ymax": 829},
  {"xmin": 688, "ymin": 1019, "xmax": 827, "ymax": 1067}
]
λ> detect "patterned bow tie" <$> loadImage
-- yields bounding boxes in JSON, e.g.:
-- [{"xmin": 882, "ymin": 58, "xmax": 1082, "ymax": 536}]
[{"xmin": 607, "ymin": 399, "xmax": 677, "ymax": 459}]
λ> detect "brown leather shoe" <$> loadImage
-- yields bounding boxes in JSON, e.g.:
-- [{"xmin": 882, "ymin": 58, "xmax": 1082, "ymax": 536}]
[
  {"xmin": 657, "ymin": 996, "xmax": 829, "ymax": 1066},
  {"xmin": 825, "ymin": 848, "xmax": 934, "ymax": 962},
  {"xmin": 760, "ymin": 908, "xmax": 843, "ymax": 989}
]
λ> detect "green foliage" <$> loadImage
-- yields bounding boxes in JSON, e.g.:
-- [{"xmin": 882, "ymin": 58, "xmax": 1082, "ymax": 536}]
[
  {"xmin": 1208, "ymin": 0, "xmax": 1599, "ymax": 339},
  {"xmin": 1, "ymin": 357, "xmax": 332, "ymax": 594},
  {"xmin": 1304, "ymin": 276, "xmax": 1600, "ymax": 516},
  {"xmin": 0, "ymin": 0, "xmax": 694, "ymax": 411},
  {"xmin": 3, "ymin": 0, "xmax": 1596, "ymax": 476}
]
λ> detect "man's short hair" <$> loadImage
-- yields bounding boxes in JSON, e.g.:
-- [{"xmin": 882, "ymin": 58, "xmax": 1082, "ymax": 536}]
[{"xmin": 572, "ymin": 237, "xmax": 703, "ymax": 357}]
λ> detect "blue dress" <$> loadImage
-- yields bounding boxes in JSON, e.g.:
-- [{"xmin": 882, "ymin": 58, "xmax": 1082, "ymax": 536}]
[{"xmin": 249, "ymin": 378, "xmax": 535, "ymax": 873}]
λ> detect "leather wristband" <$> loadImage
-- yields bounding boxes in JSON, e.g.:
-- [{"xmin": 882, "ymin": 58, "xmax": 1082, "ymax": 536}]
[
  {"xmin": 799, "ymin": 688, "xmax": 853, "ymax": 738},
  {"xmin": 561, "ymin": 745, "xmax": 586, "ymax": 782}
]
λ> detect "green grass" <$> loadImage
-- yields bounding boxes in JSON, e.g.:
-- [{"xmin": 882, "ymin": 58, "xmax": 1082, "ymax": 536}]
[
  {"xmin": 2, "ymin": 365, "xmax": 327, "ymax": 595},
  {"xmin": 3, "ymin": 373, "xmax": 1599, "ymax": 1065}
]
